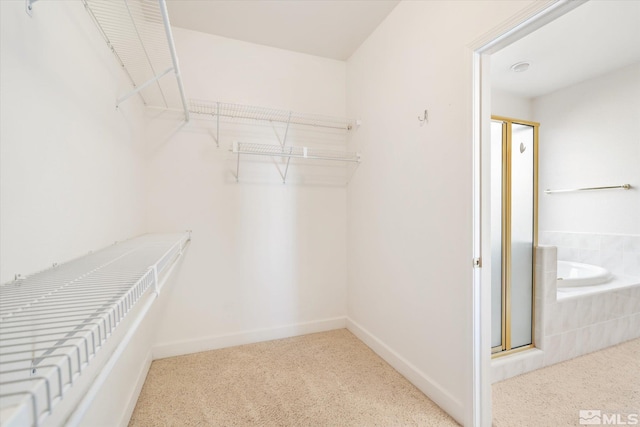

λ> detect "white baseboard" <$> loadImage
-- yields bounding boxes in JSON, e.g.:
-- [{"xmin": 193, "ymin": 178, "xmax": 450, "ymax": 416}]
[
  {"xmin": 152, "ymin": 316, "xmax": 348, "ymax": 360},
  {"xmin": 118, "ymin": 350, "xmax": 153, "ymax": 427},
  {"xmin": 346, "ymin": 318, "xmax": 464, "ymax": 425}
]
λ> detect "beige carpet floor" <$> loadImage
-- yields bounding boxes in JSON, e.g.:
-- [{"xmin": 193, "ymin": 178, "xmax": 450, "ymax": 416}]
[
  {"xmin": 129, "ymin": 329, "xmax": 459, "ymax": 426},
  {"xmin": 493, "ymin": 338, "xmax": 640, "ymax": 426}
]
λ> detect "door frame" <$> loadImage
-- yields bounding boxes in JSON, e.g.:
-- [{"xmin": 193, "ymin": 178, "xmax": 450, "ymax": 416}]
[{"xmin": 468, "ymin": 1, "xmax": 587, "ymax": 425}]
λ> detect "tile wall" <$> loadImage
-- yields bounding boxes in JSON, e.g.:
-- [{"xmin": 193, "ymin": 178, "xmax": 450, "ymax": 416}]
[{"xmin": 540, "ymin": 232, "xmax": 640, "ymax": 277}]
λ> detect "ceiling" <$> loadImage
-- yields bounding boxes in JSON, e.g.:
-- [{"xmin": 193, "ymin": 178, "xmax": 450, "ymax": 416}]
[
  {"xmin": 165, "ymin": 1, "xmax": 638, "ymax": 93},
  {"xmin": 491, "ymin": 0, "xmax": 640, "ymax": 99},
  {"xmin": 166, "ymin": 0, "xmax": 400, "ymax": 61}
]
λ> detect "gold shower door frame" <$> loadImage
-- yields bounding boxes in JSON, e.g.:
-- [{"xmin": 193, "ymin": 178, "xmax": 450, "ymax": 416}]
[{"xmin": 492, "ymin": 116, "xmax": 539, "ymax": 357}]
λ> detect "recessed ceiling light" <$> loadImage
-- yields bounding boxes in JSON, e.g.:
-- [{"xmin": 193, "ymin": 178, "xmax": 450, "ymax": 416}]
[{"xmin": 510, "ymin": 61, "xmax": 531, "ymax": 73}]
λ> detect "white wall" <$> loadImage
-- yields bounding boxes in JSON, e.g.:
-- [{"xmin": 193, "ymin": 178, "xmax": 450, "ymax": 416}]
[
  {"xmin": 147, "ymin": 28, "xmax": 349, "ymax": 356},
  {"xmin": 0, "ymin": 0, "xmax": 147, "ymax": 284},
  {"xmin": 534, "ymin": 63, "xmax": 640, "ymax": 234},
  {"xmin": 345, "ymin": 1, "xmax": 539, "ymax": 424},
  {"xmin": 492, "ymin": 88, "xmax": 532, "ymax": 120}
]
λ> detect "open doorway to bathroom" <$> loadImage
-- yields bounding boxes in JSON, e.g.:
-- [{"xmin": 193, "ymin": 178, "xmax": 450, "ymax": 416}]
[{"xmin": 473, "ymin": 0, "xmax": 640, "ymax": 424}]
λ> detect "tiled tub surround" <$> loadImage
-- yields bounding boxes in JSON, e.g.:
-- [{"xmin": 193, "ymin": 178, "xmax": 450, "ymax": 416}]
[
  {"xmin": 540, "ymin": 231, "xmax": 640, "ymax": 278},
  {"xmin": 492, "ymin": 244, "xmax": 640, "ymax": 383}
]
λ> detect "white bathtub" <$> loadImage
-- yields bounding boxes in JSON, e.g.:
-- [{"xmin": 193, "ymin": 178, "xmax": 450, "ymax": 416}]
[{"xmin": 557, "ymin": 260, "xmax": 612, "ymax": 287}]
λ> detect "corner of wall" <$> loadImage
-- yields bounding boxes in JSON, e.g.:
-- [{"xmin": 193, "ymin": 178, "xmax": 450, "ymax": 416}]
[{"xmin": 346, "ymin": 318, "xmax": 465, "ymax": 424}]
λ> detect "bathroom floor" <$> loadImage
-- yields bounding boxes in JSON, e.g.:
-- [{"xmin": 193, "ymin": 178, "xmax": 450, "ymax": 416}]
[{"xmin": 493, "ymin": 338, "xmax": 640, "ymax": 426}]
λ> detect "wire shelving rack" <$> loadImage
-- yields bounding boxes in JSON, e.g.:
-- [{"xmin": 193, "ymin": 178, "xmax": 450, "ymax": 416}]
[
  {"xmin": 82, "ymin": 0, "xmax": 189, "ymax": 121},
  {"xmin": 190, "ymin": 100, "xmax": 359, "ymax": 183},
  {"xmin": 231, "ymin": 141, "xmax": 360, "ymax": 183},
  {"xmin": 0, "ymin": 233, "xmax": 190, "ymax": 427},
  {"xmin": 189, "ymin": 100, "xmax": 353, "ymax": 132}
]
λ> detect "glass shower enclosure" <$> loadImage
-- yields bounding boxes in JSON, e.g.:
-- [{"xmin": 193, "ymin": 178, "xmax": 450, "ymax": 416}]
[{"xmin": 491, "ymin": 116, "xmax": 538, "ymax": 354}]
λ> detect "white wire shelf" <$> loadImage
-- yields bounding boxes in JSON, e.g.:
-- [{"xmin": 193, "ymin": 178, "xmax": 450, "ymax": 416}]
[
  {"xmin": 0, "ymin": 232, "xmax": 190, "ymax": 427},
  {"xmin": 190, "ymin": 100, "xmax": 353, "ymax": 148},
  {"xmin": 190, "ymin": 100, "xmax": 353, "ymax": 131},
  {"xmin": 233, "ymin": 142, "xmax": 360, "ymax": 162},
  {"xmin": 82, "ymin": 0, "xmax": 189, "ymax": 121},
  {"xmin": 232, "ymin": 142, "xmax": 360, "ymax": 183}
]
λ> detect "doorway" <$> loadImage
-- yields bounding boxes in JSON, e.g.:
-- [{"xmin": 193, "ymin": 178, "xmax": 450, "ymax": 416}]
[{"xmin": 470, "ymin": 1, "xmax": 587, "ymax": 425}]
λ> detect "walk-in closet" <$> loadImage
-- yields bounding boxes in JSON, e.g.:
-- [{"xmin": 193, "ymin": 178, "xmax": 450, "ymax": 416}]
[{"xmin": 2, "ymin": 1, "xmax": 639, "ymax": 426}]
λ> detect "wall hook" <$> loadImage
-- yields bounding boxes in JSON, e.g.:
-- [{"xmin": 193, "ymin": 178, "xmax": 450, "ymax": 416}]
[
  {"xmin": 26, "ymin": 0, "xmax": 38, "ymax": 17},
  {"xmin": 418, "ymin": 109, "xmax": 428, "ymax": 125}
]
